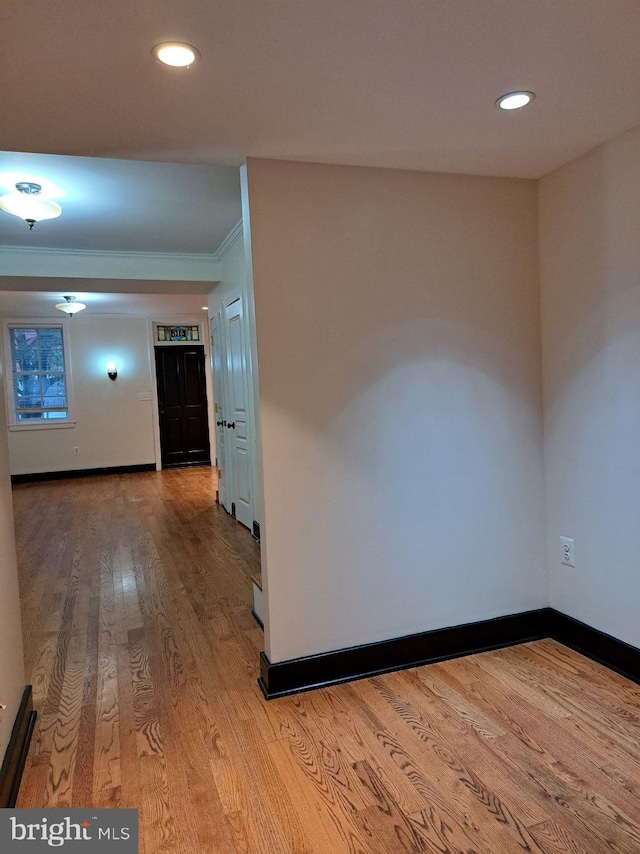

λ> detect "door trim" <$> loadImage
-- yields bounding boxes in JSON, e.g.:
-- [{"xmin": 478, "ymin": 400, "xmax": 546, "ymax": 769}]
[
  {"xmin": 154, "ymin": 343, "xmax": 211, "ymax": 469},
  {"xmin": 148, "ymin": 318, "xmax": 214, "ymax": 471},
  {"xmin": 211, "ymin": 309, "xmax": 230, "ymax": 512}
]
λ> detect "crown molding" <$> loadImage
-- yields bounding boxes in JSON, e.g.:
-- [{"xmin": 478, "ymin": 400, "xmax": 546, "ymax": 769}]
[
  {"xmin": 0, "ymin": 245, "xmax": 220, "ymax": 282},
  {"xmin": 213, "ymin": 219, "xmax": 243, "ymax": 261},
  {"xmin": 0, "ymin": 245, "xmax": 218, "ymax": 263}
]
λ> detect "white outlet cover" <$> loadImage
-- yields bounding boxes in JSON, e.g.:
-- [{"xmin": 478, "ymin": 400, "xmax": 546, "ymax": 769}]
[{"xmin": 560, "ymin": 536, "xmax": 575, "ymax": 567}]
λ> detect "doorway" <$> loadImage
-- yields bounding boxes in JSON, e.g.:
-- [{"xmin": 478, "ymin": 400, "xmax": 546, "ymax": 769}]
[
  {"xmin": 209, "ymin": 296, "xmax": 255, "ymax": 530},
  {"xmin": 154, "ymin": 344, "xmax": 211, "ymax": 468}
]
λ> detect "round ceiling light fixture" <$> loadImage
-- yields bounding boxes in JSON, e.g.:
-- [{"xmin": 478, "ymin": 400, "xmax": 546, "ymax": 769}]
[
  {"xmin": 55, "ymin": 295, "xmax": 87, "ymax": 317},
  {"xmin": 0, "ymin": 182, "xmax": 62, "ymax": 230},
  {"xmin": 152, "ymin": 42, "xmax": 200, "ymax": 68},
  {"xmin": 496, "ymin": 91, "xmax": 535, "ymax": 111}
]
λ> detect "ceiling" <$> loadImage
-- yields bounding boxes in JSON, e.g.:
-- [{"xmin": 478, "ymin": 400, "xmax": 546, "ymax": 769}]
[
  {"xmin": 0, "ymin": 151, "xmax": 240, "ymax": 253},
  {"xmin": 3, "ymin": 0, "xmax": 640, "ymax": 180},
  {"xmin": 2, "ymin": 1, "xmax": 640, "ymax": 316},
  {"xmin": 0, "ymin": 290, "xmax": 209, "ymax": 319},
  {"xmin": 0, "ymin": 150, "xmax": 238, "ymax": 315}
]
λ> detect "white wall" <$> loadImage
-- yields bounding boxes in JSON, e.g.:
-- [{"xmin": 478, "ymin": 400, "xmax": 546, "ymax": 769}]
[
  {"xmin": 246, "ymin": 158, "xmax": 545, "ymax": 663},
  {"xmin": 208, "ymin": 228, "xmax": 246, "ymax": 314},
  {"xmin": 0, "ymin": 353, "xmax": 26, "ymax": 759},
  {"xmin": 540, "ymin": 124, "xmax": 640, "ymax": 648},
  {"xmin": 7, "ymin": 316, "xmax": 156, "ymax": 475}
]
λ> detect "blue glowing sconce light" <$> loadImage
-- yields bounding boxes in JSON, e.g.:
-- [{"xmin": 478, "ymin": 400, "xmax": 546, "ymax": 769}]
[{"xmin": 106, "ymin": 360, "xmax": 117, "ymax": 381}]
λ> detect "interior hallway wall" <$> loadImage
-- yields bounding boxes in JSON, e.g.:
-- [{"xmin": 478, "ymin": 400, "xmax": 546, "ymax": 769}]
[
  {"xmin": 245, "ymin": 158, "xmax": 546, "ymax": 664},
  {"xmin": 7, "ymin": 316, "xmax": 156, "ymax": 476},
  {"xmin": 540, "ymin": 123, "xmax": 640, "ymax": 648},
  {"xmin": 0, "ymin": 352, "xmax": 26, "ymax": 759}
]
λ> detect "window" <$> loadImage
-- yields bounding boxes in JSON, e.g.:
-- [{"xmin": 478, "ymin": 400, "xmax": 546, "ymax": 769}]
[{"xmin": 6, "ymin": 324, "xmax": 72, "ymax": 426}]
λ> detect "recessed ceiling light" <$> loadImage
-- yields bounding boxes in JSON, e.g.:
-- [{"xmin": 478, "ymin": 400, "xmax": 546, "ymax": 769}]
[
  {"xmin": 152, "ymin": 42, "xmax": 200, "ymax": 68},
  {"xmin": 496, "ymin": 91, "xmax": 535, "ymax": 111}
]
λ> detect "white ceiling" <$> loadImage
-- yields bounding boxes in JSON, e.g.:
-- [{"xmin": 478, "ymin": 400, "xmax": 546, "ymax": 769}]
[
  {"xmin": 0, "ymin": 151, "xmax": 240, "ymax": 253},
  {"xmin": 0, "ymin": 151, "xmax": 238, "ymax": 316},
  {"xmin": 0, "ymin": 289, "xmax": 209, "ymax": 319},
  {"xmin": 3, "ymin": 0, "xmax": 640, "ymax": 180},
  {"xmin": 3, "ymin": 1, "xmax": 640, "ymax": 317}
]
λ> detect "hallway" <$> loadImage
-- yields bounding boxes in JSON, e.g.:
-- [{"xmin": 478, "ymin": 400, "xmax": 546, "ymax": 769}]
[
  {"xmin": 12, "ymin": 470, "xmax": 640, "ymax": 853},
  {"xmin": 14, "ymin": 468, "xmax": 263, "ymax": 851}
]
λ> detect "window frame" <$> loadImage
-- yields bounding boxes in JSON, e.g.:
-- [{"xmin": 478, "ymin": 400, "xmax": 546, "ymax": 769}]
[{"xmin": 3, "ymin": 320, "xmax": 76, "ymax": 431}]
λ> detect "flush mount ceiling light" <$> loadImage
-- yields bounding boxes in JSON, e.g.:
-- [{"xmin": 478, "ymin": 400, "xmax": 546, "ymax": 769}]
[
  {"xmin": 0, "ymin": 182, "xmax": 62, "ymax": 230},
  {"xmin": 496, "ymin": 91, "xmax": 535, "ymax": 111},
  {"xmin": 55, "ymin": 295, "xmax": 86, "ymax": 317},
  {"xmin": 152, "ymin": 41, "xmax": 200, "ymax": 67}
]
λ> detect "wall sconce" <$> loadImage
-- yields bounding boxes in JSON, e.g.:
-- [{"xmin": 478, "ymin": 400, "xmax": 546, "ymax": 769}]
[{"xmin": 106, "ymin": 361, "xmax": 117, "ymax": 381}]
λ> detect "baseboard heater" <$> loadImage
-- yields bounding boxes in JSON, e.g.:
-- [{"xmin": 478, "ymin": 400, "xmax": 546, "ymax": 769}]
[{"xmin": 0, "ymin": 686, "xmax": 37, "ymax": 807}]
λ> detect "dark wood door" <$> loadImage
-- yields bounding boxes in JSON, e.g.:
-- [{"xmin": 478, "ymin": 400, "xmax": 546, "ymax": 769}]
[{"xmin": 155, "ymin": 345, "xmax": 211, "ymax": 468}]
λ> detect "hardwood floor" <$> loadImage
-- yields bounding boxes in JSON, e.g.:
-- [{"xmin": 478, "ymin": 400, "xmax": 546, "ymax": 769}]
[{"xmin": 13, "ymin": 468, "xmax": 640, "ymax": 852}]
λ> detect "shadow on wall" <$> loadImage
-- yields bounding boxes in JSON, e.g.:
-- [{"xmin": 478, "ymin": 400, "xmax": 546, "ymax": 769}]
[{"xmin": 260, "ymin": 315, "xmax": 545, "ymax": 657}]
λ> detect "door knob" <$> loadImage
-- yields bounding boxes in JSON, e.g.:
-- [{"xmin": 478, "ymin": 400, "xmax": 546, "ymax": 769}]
[
  {"xmin": 216, "ymin": 420, "xmax": 222, "ymax": 426},
  {"xmin": 228, "ymin": 421, "xmax": 235, "ymax": 430}
]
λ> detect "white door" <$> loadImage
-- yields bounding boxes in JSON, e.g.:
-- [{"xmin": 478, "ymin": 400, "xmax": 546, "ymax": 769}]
[
  {"xmin": 224, "ymin": 297, "xmax": 254, "ymax": 529},
  {"xmin": 210, "ymin": 312, "xmax": 230, "ymax": 511}
]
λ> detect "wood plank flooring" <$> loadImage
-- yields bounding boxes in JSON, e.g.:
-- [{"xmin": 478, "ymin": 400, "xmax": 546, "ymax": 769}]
[{"xmin": 13, "ymin": 468, "xmax": 640, "ymax": 852}]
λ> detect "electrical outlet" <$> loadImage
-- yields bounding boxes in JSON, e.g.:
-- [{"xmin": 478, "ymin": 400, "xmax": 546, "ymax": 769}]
[
  {"xmin": 138, "ymin": 392, "xmax": 152, "ymax": 401},
  {"xmin": 73, "ymin": 446, "xmax": 80, "ymax": 455},
  {"xmin": 560, "ymin": 536, "xmax": 575, "ymax": 567}
]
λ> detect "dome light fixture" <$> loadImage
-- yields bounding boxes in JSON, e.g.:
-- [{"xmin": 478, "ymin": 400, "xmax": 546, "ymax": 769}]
[
  {"xmin": 55, "ymin": 295, "xmax": 86, "ymax": 317},
  {"xmin": 152, "ymin": 42, "xmax": 200, "ymax": 68},
  {"xmin": 0, "ymin": 182, "xmax": 62, "ymax": 230},
  {"xmin": 496, "ymin": 91, "xmax": 535, "ymax": 111}
]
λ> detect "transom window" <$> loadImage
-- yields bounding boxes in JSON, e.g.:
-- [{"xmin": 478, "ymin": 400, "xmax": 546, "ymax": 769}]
[{"xmin": 8, "ymin": 325, "xmax": 69, "ymax": 423}]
